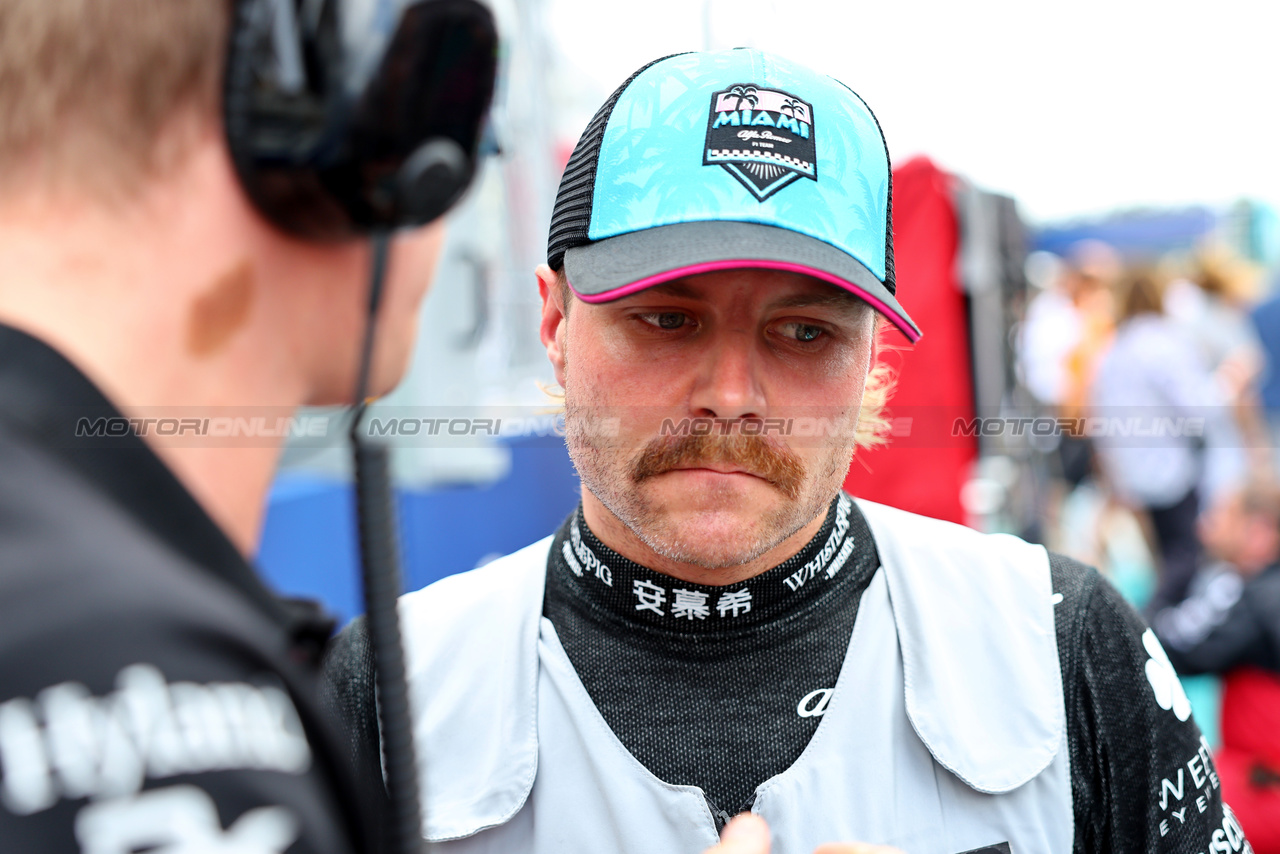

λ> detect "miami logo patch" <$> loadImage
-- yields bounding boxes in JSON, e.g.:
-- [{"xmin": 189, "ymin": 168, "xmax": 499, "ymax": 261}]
[{"xmin": 704, "ymin": 85, "xmax": 816, "ymax": 201}]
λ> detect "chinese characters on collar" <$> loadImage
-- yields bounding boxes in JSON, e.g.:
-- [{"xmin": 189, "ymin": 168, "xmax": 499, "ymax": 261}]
[{"xmin": 632, "ymin": 581, "xmax": 754, "ymax": 620}]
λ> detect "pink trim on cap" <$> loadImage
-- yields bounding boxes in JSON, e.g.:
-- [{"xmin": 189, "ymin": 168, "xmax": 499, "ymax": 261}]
[{"xmin": 568, "ymin": 259, "xmax": 921, "ymax": 342}]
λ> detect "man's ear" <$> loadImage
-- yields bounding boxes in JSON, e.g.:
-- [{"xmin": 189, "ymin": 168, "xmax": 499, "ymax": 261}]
[{"xmin": 536, "ymin": 263, "xmax": 567, "ymax": 388}]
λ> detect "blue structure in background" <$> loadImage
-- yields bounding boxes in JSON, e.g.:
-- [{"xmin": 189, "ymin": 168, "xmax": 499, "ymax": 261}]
[
  {"xmin": 1034, "ymin": 200, "xmax": 1280, "ymax": 270},
  {"xmin": 256, "ymin": 434, "xmax": 580, "ymax": 626},
  {"xmin": 1034, "ymin": 206, "xmax": 1218, "ymax": 259}
]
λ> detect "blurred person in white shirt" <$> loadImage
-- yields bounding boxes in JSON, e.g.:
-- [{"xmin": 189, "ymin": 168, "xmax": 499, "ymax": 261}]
[{"xmin": 1090, "ymin": 267, "xmax": 1243, "ymax": 614}]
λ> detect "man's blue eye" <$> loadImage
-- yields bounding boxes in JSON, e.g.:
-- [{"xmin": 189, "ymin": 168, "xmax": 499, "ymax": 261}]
[
  {"xmin": 653, "ymin": 313, "xmax": 685, "ymax": 329},
  {"xmin": 784, "ymin": 323, "xmax": 822, "ymax": 342}
]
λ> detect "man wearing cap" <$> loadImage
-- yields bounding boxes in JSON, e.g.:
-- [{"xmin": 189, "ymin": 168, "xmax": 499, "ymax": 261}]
[{"xmin": 327, "ymin": 49, "xmax": 1249, "ymax": 853}]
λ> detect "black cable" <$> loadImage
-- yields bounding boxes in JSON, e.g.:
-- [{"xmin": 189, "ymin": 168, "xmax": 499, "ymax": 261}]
[{"xmin": 349, "ymin": 232, "xmax": 425, "ymax": 854}]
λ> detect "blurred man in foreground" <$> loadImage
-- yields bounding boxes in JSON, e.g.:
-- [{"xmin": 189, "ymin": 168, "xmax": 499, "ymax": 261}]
[
  {"xmin": 328, "ymin": 49, "xmax": 1250, "ymax": 853},
  {"xmin": 0, "ymin": 0, "xmax": 493, "ymax": 850}
]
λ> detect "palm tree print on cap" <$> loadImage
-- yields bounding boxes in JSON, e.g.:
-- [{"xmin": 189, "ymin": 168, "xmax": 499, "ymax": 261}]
[
  {"xmin": 780, "ymin": 97, "xmax": 807, "ymax": 121},
  {"xmin": 728, "ymin": 85, "xmax": 759, "ymax": 111}
]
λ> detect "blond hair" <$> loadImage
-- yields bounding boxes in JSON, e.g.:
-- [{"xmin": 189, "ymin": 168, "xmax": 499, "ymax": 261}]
[
  {"xmin": 854, "ymin": 330, "xmax": 895, "ymax": 450},
  {"xmin": 0, "ymin": 0, "xmax": 228, "ymax": 199}
]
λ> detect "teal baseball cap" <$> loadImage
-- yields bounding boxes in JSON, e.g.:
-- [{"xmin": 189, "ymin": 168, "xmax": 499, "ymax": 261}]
[{"xmin": 546, "ymin": 48, "xmax": 920, "ymax": 342}]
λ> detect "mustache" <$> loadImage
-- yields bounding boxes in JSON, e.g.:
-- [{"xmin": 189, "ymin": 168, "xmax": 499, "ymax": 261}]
[{"xmin": 630, "ymin": 434, "xmax": 805, "ymax": 500}]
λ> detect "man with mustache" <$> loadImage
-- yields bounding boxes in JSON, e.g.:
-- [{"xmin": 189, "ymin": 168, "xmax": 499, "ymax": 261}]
[{"xmin": 327, "ymin": 49, "xmax": 1247, "ymax": 853}]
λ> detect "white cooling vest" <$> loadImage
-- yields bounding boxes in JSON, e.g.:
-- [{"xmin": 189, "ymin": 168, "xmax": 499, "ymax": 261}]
[{"xmin": 398, "ymin": 499, "xmax": 1072, "ymax": 853}]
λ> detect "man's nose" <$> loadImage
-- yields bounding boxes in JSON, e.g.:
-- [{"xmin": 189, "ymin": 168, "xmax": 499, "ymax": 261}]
[{"xmin": 688, "ymin": 329, "xmax": 766, "ymax": 421}]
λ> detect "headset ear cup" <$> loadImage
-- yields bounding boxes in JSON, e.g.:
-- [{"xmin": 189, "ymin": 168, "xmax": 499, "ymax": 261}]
[
  {"xmin": 224, "ymin": 0, "xmax": 498, "ymax": 240},
  {"xmin": 396, "ymin": 139, "xmax": 473, "ymax": 225}
]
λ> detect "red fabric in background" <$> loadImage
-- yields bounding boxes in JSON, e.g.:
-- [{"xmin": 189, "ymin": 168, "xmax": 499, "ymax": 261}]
[
  {"xmin": 1216, "ymin": 668, "xmax": 1280, "ymax": 853},
  {"xmin": 843, "ymin": 157, "xmax": 978, "ymax": 524}
]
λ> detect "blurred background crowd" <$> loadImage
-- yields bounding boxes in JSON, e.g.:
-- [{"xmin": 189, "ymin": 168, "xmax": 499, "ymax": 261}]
[
  {"xmin": 1014, "ymin": 233, "xmax": 1280, "ymax": 846},
  {"xmin": 245, "ymin": 0, "xmax": 1280, "ymax": 846}
]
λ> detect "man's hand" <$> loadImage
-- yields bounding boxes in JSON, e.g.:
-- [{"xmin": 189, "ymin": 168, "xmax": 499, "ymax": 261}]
[
  {"xmin": 703, "ymin": 814, "xmax": 905, "ymax": 854},
  {"xmin": 703, "ymin": 815, "xmax": 771, "ymax": 854}
]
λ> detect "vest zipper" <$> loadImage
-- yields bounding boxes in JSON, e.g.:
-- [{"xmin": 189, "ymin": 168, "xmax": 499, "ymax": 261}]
[
  {"xmin": 705, "ymin": 796, "xmax": 732, "ymax": 831},
  {"xmin": 706, "ymin": 792, "xmax": 757, "ymax": 832}
]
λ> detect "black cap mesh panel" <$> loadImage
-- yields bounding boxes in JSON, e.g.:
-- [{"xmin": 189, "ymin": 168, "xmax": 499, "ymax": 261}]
[
  {"xmin": 834, "ymin": 80, "xmax": 895, "ymax": 296},
  {"xmin": 547, "ymin": 53, "xmax": 689, "ymax": 272}
]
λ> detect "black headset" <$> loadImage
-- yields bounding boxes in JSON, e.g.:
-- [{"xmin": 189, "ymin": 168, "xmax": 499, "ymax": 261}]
[
  {"xmin": 224, "ymin": 0, "xmax": 498, "ymax": 239},
  {"xmin": 223, "ymin": 4, "xmax": 499, "ymax": 854}
]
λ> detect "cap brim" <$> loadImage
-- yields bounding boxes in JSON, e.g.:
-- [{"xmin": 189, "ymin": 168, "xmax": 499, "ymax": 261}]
[{"xmin": 563, "ymin": 221, "xmax": 921, "ymax": 342}]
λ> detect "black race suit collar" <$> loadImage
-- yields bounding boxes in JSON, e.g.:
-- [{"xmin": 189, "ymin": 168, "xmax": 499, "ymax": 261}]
[{"xmin": 553, "ymin": 492, "xmax": 861, "ymax": 633}]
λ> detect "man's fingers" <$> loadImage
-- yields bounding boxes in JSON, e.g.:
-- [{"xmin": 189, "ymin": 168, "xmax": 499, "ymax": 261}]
[
  {"xmin": 703, "ymin": 813, "xmax": 771, "ymax": 854},
  {"xmin": 701, "ymin": 816, "xmax": 904, "ymax": 854}
]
